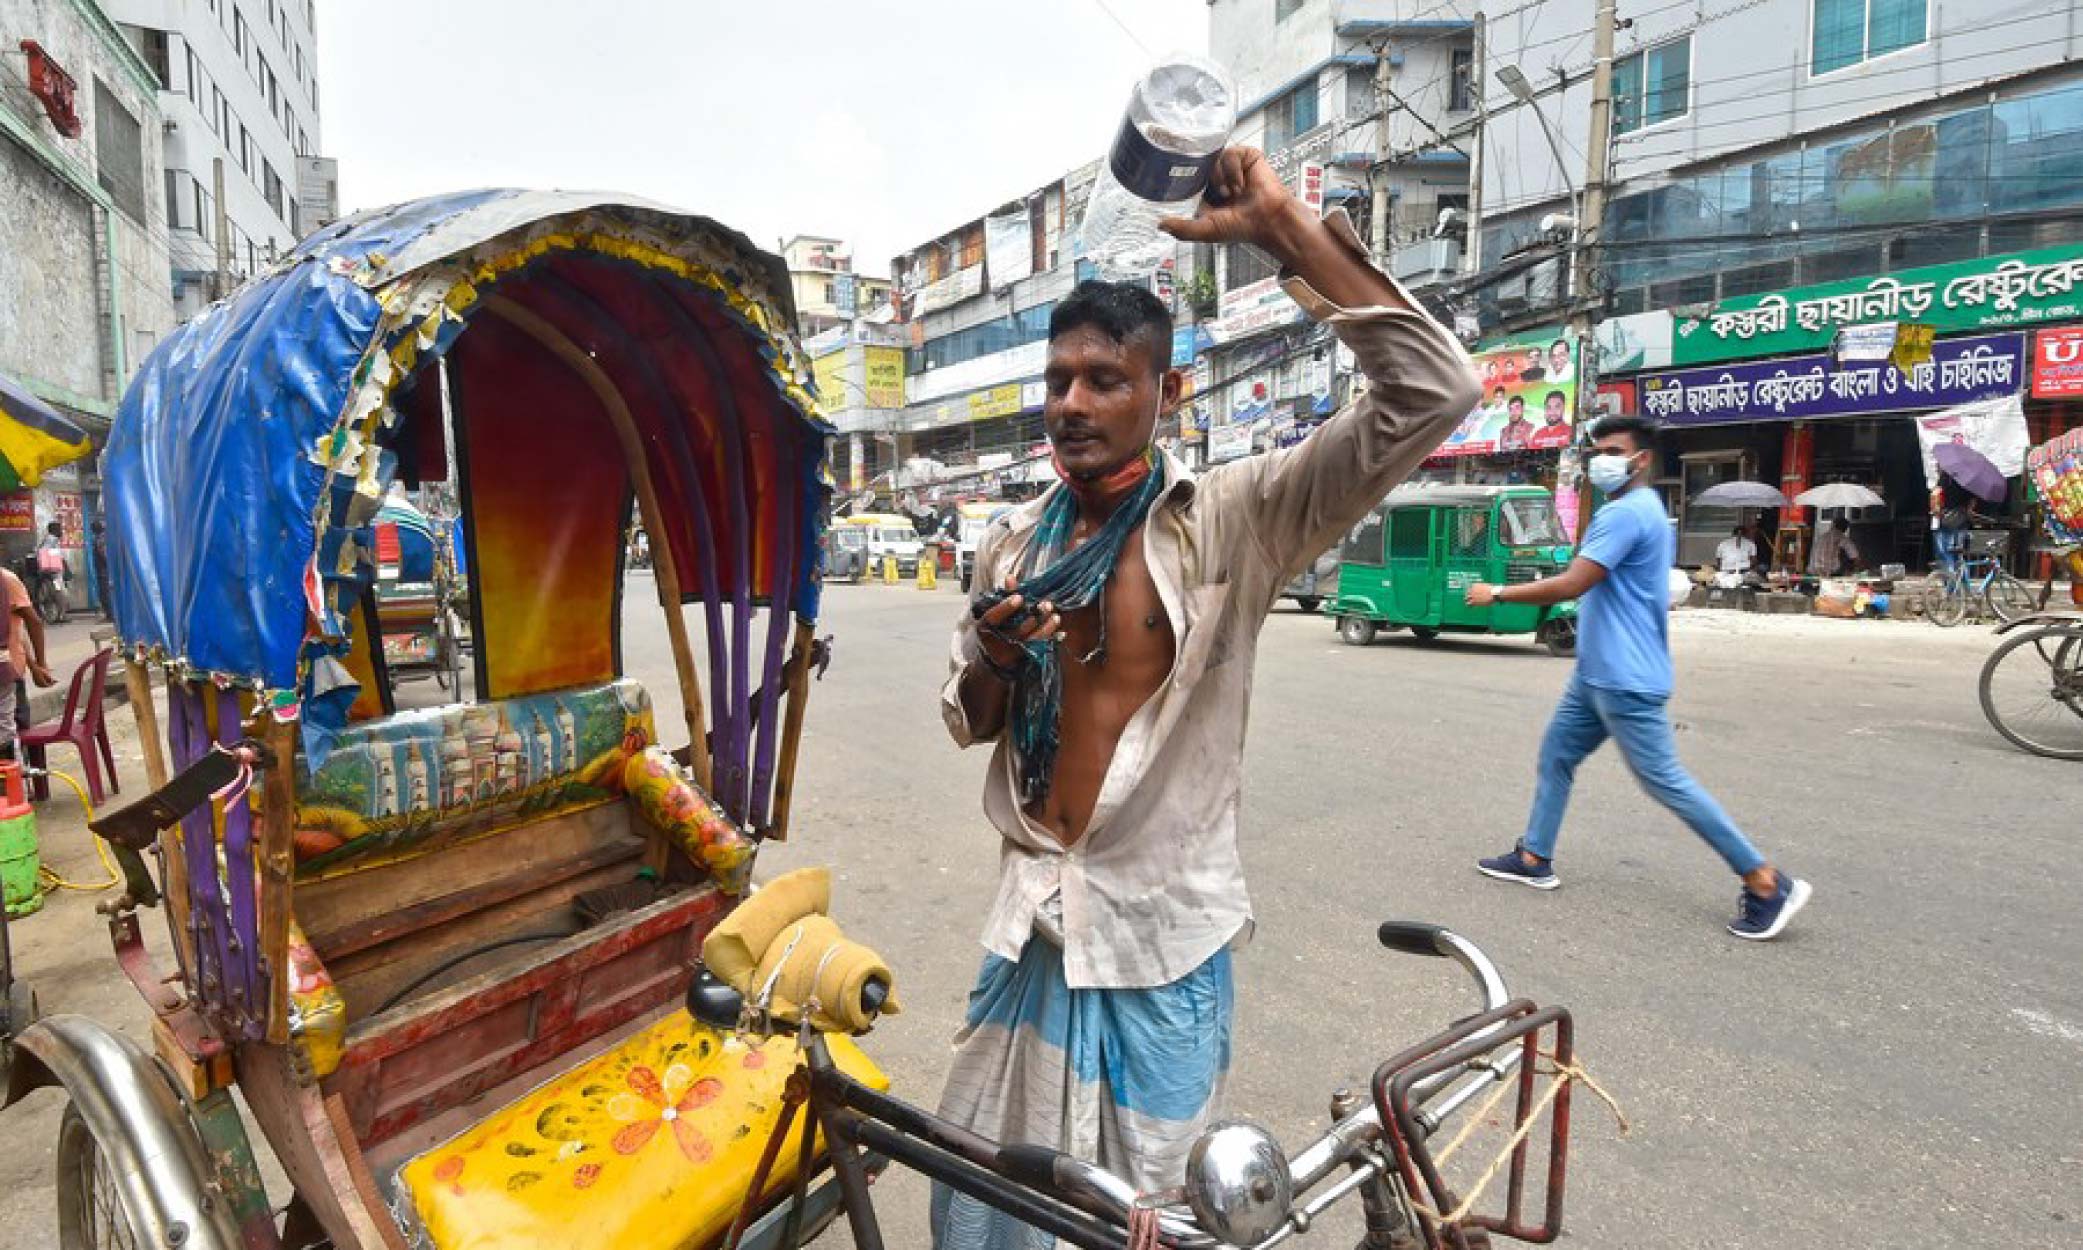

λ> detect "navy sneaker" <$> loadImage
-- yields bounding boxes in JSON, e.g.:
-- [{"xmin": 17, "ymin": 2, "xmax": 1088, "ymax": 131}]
[
  {"xmin": 1476, "ymin": 846, "xmax": 1559, "ymax": 891},
  {"xmin": 1728, "ymin": 873, "xmax": 1812, "ymax": 941}
]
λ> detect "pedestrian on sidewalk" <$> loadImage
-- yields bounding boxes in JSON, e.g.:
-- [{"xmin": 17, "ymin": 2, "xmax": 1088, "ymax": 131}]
[
  {"xmin": 91, "ymin": 519, "xmax": 112, "ymax": 620},
  {"xmin": 935, "ymin": 147, "xmax": 1478, "ymax": 1249},
  {"xmin": 1463, "ymin": 415, "xmax": 1812, "ymax": 941}
]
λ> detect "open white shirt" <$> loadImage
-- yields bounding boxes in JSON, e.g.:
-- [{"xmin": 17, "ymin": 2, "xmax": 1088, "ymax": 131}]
[
  {"xmin": 939, "ymin": 212, "xmax": 1479, "ymax": 989},
  {"xmin": 1716, "ymin": 535, "xmax": 1758, "ymax": 574}
]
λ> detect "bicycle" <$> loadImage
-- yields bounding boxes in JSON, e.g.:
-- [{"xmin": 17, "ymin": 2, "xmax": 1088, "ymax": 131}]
[
  {"xmin": 1978, "ymin": 614, "xmax": 2083, "ymax": 759},
  {"xmin": 1923, "ymin": 530, "xmax": 2032, "ymax": 627},
  {"xmin": 693, "ymin": 916, "xmax": 1586, "ymax": 1250}
]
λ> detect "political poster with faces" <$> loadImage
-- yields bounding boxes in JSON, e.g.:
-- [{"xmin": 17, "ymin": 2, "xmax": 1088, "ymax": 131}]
[{"xmin": 1440, "ymin": 336, "xmax": 1580, "ymax": 456}]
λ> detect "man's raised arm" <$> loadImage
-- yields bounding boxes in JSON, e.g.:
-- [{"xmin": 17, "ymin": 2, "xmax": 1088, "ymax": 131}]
[{"xmin": 1162, "ymin": 149, "xmax": 1482, "ymax": 575}]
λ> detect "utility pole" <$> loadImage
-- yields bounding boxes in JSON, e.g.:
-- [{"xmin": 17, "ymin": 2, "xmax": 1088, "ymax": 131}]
[
  {"xmin": 1571, "ymin": 0, "xmax": 1619, "ymax": 538},
  {"xmin": 212, "ymin": 157, "xmax": 232, "ymax": 300},
  {"xmin": 1465, "ymin": 11, "xmax": 1486, "ymax": 274},
  {"xmin": 1371, "ymin": 42, "xmax": 1393, "ymax": 269},
  {"xmin": 1573, "ymin": 0, "xmax": 1618, "ymax": 309}
]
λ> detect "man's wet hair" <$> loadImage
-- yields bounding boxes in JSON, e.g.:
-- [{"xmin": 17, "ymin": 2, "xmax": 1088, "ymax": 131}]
[
  {"xmin": 1588, "ymin": 413, "xmax": 1659, "ymax": 451},
  {"xmin": 1050, "ymin": 282, "xmax": 1174, "ymax": 378}
]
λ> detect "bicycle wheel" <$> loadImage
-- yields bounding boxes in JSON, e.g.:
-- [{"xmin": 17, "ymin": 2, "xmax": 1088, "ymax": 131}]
[
  {"xmin": 1983, "ymin": 573, "xmax": 2035, "ymax": 624},
  {"xmin": 1923, "ymin": 578, "xmax": 1966, "ymax": 627},
  {"xmin": 1979, "ymin": 624, "xmax": 2083, "ymax": 759}
]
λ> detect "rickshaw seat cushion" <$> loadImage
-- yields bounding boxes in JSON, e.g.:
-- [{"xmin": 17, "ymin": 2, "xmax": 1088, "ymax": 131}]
[
  {"xmin": 394, "ymin": 1011, "xmax": 886, "ymax": 1250},
  {"xmin": 291, "ymin": 679, "xmax": 656, "ymax": 879},
  {"xmin": 621, "ymin": 746, "xmax": 755, "ymax": 894}
]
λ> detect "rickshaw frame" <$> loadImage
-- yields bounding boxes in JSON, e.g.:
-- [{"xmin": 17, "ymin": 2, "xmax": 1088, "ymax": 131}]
[{"xmin": 5, "ymin": 193, "xmax": 849, "ymax": 1250}]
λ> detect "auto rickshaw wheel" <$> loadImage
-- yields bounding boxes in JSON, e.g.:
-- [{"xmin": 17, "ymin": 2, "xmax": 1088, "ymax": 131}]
[
  {"xmin": 1409, "ymin": 626, "xmax": 1440, "ymax": 642},
  {"xmin": 1294, "ymin": 596, "xmax": 1322, "ymax": 614},
  {"xmin": 56, "ymin": 1102, "xmax": 149, "ymax": 1250},
  {"xmin": 1338, "ymin": 616, "xmax": 1377, "ymax": 646},
  {"xmin": 1540, "ymin": 617, "xmax": 1578, "ymax": 658}
]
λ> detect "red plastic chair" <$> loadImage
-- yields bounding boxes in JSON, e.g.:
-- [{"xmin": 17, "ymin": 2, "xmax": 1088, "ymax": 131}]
[{"xmin": 23, "ymin": 646, "xmax": 119, "ymax": 806}]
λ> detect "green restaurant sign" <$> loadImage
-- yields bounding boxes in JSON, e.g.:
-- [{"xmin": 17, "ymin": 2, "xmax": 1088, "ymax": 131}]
[{"xmin": 1672, "ymin": 243, "xmax": 2083, "ymax": 366}]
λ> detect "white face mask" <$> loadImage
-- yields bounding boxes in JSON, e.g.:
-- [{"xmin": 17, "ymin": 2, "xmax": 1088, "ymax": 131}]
[{"xmin": 1586, "ymin": 452, "xmax": 1637, "ymax": 494}]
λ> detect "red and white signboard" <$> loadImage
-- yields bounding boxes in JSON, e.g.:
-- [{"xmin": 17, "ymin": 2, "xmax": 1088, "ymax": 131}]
[
  {"xmin": 1300, "ymin": 162, "xmax": 1325, "ymax": 217},
  {"xmin": 2031, "ymin": 327, "xmax": 2083, "ymax": 398}
]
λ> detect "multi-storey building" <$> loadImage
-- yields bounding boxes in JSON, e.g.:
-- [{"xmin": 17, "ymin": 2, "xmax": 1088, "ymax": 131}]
[
  {"xmin": 103, "ymin": 0, "xmax": 329, "ymax": 319},
  {"xmin": 1, "ymin": 0, "xmax": 177, "ymax": 586},
  {"xmin": 1201, "ymin": 0, "xmax": 1476, "ymax": 467},
  {"xmin": 1454, "ymin": 0, "xmax": 2083, "ymax": 566},
  {"xmin": 885, "ymin": 162, "xmax": 1113, "ymax": 500},
  {"xmin": 781, "ymin": 235, "xmax": 891, "ymax": 341}
]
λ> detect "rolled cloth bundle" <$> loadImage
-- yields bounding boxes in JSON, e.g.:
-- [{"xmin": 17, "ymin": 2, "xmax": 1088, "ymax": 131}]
[
  {"xmin": 702, "ymin": 865, "xmax": 832, "ymax": 987},
  {"xmin": 746, "ymin": 913, "xmax": 901, "ymax": 1034}
]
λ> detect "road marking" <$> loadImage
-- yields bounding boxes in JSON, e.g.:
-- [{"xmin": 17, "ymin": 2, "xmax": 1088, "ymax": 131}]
[{"xmin": 2011, "ymin": 1007, "xmax": 2083, "ymax": 1048}]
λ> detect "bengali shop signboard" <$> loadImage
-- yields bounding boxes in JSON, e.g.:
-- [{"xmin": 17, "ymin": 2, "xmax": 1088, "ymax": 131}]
[
  {"xmin": 2030, "ymin": 327, "xmax": 2083, "ymax": 398},
  {"xmin": 1639, "ymin": 332, "xmax": 2023, "ymax": 427},
  {"xmin": 1671, "ymin": 245, "xmax": 2083, "ymax": 366}
]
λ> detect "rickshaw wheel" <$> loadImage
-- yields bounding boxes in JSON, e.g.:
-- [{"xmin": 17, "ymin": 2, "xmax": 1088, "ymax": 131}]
[
  {"xmin": 56, "ymin": 1103, "xmax": 146, "ymax": 1250},
  {"xmin": 1338, "ymin": 616, "xmax": 1377, "ymax": 646}
]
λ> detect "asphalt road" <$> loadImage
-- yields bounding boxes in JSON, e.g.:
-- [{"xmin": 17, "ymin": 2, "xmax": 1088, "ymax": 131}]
[{"xmin": 3, "ymin": 577, "xmax": 2077, "ymax": 1248}]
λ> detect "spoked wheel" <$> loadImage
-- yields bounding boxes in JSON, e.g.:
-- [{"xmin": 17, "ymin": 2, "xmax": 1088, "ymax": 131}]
[
  {"xmin": 1923, "ymin": 579, "xmax": 1966, "ymax": 627},
  {"xmin": 1338, "ymin": 616, "xmax": 1377, "ymax": 646},
  {"xmin": 1983, "ymin": 573, "xmax": 2035, "ymax": 624},
  {"xmin": 56, "ymin": 1104, "xmax": 145, "ymax": 1250},
  {"xmin": 1979, "ymin": 623, "xmax": 2083, "ymax": 759}
]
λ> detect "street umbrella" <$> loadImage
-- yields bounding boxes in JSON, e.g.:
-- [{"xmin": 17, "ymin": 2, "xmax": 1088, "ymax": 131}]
[
  {"xmin": 0, "ymin": 371, "xmax": 93, "ymax": 491},
  {"xmin": 1693, "ymin": 481, "xmax": 1788, "ymax": 508},
  {"xmin": 1794, "ymin": 483, "xmax": 1886, "ymax": 509},
  {"xmin": 1932, "ymin": 440, "xmax": 2008, "ymax": 503}
]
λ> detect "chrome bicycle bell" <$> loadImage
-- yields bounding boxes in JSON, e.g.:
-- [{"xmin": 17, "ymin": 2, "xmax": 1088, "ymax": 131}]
[{"xmin": 1184, "ymin": 1119, "xmax": 1293, "ymax": 1245}]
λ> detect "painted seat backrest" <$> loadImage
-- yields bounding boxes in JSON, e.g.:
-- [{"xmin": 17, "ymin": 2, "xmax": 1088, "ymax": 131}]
[{"xmin": 291, "ymin": 679, "xmax": 655, "ymax": 881}]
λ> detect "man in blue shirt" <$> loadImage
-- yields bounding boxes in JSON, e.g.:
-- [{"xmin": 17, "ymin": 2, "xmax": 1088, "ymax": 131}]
[{"xmin": 1463, "ymin": 415, "xmax": 1811, "ymax": 941}]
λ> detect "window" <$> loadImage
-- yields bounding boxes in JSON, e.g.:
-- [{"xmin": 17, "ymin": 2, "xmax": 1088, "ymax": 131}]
[
  {"xmin": 184, "ymin": 45, "xmax": 201, "ymax": 106},
  {"xmin": 1448, "ymin": 508, "xmax": 1490, "ymax": 558},
  {"xmin": 1342, "ymin": 511, "xmax": 1386, "ymax": 565},
  {"xmin": 1263, "ymin": 80, "xmax": 1319, "ymax": 150},
  {"xmin": 1449, "ymin": 49, "xmax": 1474, "ymax": 113},
  {"xmin": 238, "ymin": 124, "xmax": 252, "ymax": 175},
  {"xmin": 138, "ymin": 28, "xmax": 171, "ymax": 87},
  {"xmin": 1501, "ymin": 498, "xmax": 1566, "ymax": 547},
  {"xmin": 1812, "ymin": 0, "xmax": 1926, "ymax": 75},
  {"xmin": 1275, "ymin": 0, "xmax": 1307, "ymax": 22},
  {"xmin": 1223, "ymin": 242, "xmax": 1278, "ymax": 293},
  {"xmin": 1613, "ymin": 37, "xmax": 1689, "ymax": 134},
  {"xmin": 823, "ymin": 280, "xmax": 836, "ymax": 305},
  {"xmin": 1388, "ymin": 510, "xmax": 1430, "ymax": 560},
  {"xmin": 264, "ymin": 161, "xmax": 284, "ymax": 217},
  {"xmin": 93, "ymin": 81, "xmax": 147, "ymax": 222},
  {"xmin": 234, "ymin": 11, "xmax": 248, "ymax": 58},
  {"xmin": 1346, "ymin": 67, "xmax": 1374, "ymax": 120}
]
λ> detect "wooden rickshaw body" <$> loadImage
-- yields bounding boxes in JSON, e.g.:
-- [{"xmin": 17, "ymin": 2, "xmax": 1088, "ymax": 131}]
[{"xmin": 83, "ymin": 192, "xmax": 877, "ymax": 1250}]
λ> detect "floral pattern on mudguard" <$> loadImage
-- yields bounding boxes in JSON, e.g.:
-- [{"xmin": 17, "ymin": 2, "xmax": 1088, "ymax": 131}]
[
  {"xmin": 394, "ymin": 1012, "xmax": 885, "ymax": 1250},
  {"xmin": 621, "ymin": 746, "xmax": 756, "ymax": 894}
]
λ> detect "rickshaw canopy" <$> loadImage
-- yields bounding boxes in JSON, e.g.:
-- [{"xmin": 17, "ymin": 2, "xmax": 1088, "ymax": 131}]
[{"xmin": 104, "ymin": 190, "xmax": 832, "ymax": 764}]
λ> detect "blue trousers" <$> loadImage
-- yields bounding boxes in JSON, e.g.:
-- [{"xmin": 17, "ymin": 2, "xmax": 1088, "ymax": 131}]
[{"xmin": 1522, "ymin": 675, "xmax": 1765, "ymax": 875}]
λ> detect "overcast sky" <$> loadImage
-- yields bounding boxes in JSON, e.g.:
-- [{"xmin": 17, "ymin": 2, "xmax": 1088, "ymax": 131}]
[{"xmin": 315, "ymin": 0, "xmax": 1208, "ymax": 274}]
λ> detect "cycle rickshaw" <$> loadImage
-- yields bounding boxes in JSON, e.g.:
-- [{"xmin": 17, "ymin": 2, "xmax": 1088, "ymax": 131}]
[
  {"xmin": 372, "ymin": 493, "xmax": 467, "ymax": 693},
  {"xmin": 8, "ymin": 191, "xmax": 1586, "ymax": 1250}
]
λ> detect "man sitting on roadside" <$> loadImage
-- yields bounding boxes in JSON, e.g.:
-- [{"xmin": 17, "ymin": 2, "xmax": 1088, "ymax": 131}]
[{"xmin": 1808, "ymin": 517, "xmax": 1862, "ymax": 577}]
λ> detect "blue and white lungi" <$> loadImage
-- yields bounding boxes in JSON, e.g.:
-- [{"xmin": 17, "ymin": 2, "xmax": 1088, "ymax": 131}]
[{"xmin": 929, "ymin": 936, "xmax": 1234, "ymax": 1250}]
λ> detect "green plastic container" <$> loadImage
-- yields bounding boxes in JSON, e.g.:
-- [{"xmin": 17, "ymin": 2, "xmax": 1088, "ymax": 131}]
[{"xmin": 0, "ymin": 808, "xmax": 41, "ymax": 919}]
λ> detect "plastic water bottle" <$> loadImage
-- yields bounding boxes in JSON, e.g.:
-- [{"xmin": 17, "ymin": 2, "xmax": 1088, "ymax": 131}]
[{"xmin": 1078, "ymin": 53, "xmax": 1237, "ymax": 281}]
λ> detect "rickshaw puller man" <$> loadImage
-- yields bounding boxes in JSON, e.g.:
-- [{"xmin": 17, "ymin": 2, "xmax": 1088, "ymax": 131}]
[{"xmin": 934, "ymin": 147, "xmax": 1482, "ymax": 1249}]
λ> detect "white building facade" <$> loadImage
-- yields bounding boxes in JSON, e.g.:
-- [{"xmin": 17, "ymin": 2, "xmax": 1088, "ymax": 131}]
[{"xmin": 103, "ymin": 0, "xmax": 326, "ymax": 319}]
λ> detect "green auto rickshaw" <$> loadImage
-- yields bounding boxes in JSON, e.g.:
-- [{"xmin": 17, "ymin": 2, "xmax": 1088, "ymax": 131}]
[{"xmin": 1324, "ymin": 484, "xmax": 1579, "ymax": 656}]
